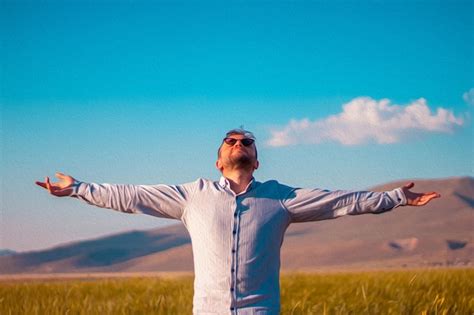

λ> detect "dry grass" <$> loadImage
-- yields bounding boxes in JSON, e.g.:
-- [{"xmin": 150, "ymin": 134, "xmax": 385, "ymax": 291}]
[{"xmin": 0, "ymin": 268, "xmax": 472, "ymax": 314}]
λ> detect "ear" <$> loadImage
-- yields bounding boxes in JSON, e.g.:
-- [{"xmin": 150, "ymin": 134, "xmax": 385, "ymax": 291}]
[
  {"xmin": 254, "ymin": 160, "xmax": 259, "ymax": 170},
  {"xmin": 215, "ymin": 160, "xmax": 223, "ymax": 172}
]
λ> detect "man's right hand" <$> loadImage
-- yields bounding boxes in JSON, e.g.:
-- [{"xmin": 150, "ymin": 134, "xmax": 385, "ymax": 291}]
[{"xmin": 35, "ymin": 172, "xmax": 76, "ymax": 197}]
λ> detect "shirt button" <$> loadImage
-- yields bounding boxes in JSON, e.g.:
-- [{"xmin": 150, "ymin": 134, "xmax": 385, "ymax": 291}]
[
  {"xmin": 232, "ymin": 249, "xmax": 236, "ymax": 253},
  {"xmin": 231, "ymin": 288, "xmax": 234, "ymax": 291},
  {"xmin": 232, "ymin": 230, "xmax": 236, "ymax": 234},
  {"xmin": 230, "ymin": 307, "xmax": 235, "ymax": 310},
  {"xmin": 234, "ymin": 212, "xmax": 238, "ymax": 217},
  {"xmin": 231, "ymin": 268, "xmax": 235, "ymax": 272}
]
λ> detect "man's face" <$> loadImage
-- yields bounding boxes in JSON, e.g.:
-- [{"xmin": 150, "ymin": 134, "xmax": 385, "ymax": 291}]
[{"xmin": 216, "ymin": 134, "xmax": 259, "ymax": 173}]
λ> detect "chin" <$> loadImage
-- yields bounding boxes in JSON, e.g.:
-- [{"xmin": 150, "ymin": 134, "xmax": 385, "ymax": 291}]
[{"xmin": 230, "ymin": 156, "xmax": 254, "ymax": 167}]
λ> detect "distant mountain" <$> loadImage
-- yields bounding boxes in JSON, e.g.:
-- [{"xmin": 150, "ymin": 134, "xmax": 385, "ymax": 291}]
[
  {"xmin": 0, "ymin": 249, "xmax": 16, "ymax": 257},
  {"xmin": 1, "ymin": 176, "xmax": 472, "ymax": 274}
]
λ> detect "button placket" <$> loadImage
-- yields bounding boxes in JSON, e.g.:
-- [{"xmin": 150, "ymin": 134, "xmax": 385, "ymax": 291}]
[{"xmin": 230, "ymin": 196, "xmax": 241, "ymax": 312}]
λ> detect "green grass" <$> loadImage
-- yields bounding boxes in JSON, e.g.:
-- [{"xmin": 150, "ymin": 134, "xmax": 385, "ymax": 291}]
[{"xmin": 1, "ymin": 269, "xmax": 473, "ymax": 314}]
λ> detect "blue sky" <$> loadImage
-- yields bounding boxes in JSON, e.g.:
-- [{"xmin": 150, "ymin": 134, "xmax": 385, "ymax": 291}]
[{"xmin": 1, "ymin": 0, "xmax": 473, "ymax": 252}]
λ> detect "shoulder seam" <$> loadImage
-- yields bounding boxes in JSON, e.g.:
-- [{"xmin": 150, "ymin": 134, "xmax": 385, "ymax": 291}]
[
  {"xmin": 180, "ymin": 178, "xmax": 200, "ymax": 222},
  {"xmin": 278, "ymin": 185, "xmax": 294, "ymax": 224}
]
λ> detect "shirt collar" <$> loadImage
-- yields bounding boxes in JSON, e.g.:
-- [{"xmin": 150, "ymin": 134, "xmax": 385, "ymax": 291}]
[
  {"xmin": 219, "ymin": 176, "xmax": 256, "ymax": 195},
  {"xmin": 219, "ymin": 176, "xmax": 228, "ymax": 188}
]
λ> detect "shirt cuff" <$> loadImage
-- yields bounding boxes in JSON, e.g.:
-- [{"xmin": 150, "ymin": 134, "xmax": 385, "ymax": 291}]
[
  {"xmin": 391, "ymin": 187, "xmax": 407, "ymax": 206},
  {"xmin": 69, "ymin": 180, "xmax": 84, "ymax": 197}
]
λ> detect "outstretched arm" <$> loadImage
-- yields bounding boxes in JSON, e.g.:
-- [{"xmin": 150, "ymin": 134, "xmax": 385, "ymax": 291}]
[
  {"xmin": 35, "ymin": 172, "xmax": 193, "ymax": 220},
  {"xmin": 282, "ymin": 181, "xmax": 440, "ymax": 223}
]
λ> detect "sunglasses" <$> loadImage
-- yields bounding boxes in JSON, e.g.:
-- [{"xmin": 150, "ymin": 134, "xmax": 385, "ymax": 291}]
[{"xmin": 223, "ymin": 137, "xmax": 255, "ymax": 146}]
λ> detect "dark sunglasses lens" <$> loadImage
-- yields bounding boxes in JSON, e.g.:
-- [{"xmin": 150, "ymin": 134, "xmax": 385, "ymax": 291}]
[
  {"xmin": 224, "ymin": 138, "xmax": 238, "ymax": 145},
  {"xmin": 241, "ymin": 139, "xmax": 255, "ymax": 146}
]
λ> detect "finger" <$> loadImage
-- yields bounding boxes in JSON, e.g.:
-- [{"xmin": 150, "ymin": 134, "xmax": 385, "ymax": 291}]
[
  {"xmin": 35, "ymin": 181, "xmax": 47, "ymax": 189},
  {"xmin": 45, "ymin": 177, "xmax": 53, "ymax": 193},
  {"xmin": 56, "ymin": 173, "xmax": 74, "ymax": 186},
  {"xmin": 404, "ymin": 182, "xmax": 415, "ymax": 189},
  {"xmin": 418, "ymin": 193, "xmax": 440, "ymax": 205},
  {"xmin": 424, "ymin": 192, "xmax": 440, "ymax": 200},
  {"xmin": 56, "ymin": 172, "xmax": 67, "ymax": 179}
]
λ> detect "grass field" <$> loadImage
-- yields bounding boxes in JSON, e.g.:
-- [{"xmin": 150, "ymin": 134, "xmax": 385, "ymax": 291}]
[{"xmin": 0, "ymin": 269, "xmax": 473, "ymax": 314}]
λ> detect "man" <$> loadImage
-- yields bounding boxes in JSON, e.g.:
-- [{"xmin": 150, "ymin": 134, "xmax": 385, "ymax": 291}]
[{"xmin": 36, "ymin": 128, "xmax": 440, "ymax": 314}]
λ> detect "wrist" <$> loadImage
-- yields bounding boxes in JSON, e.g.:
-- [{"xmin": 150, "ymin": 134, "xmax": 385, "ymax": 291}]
[{"xmin": 70, "ymin": 180, "xmax": 83, "ymax": 196}]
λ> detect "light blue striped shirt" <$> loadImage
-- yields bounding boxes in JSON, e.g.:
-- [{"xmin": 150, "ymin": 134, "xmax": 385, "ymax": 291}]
[{"xmin": 72, "ymin": 177, "xmax": 407, "ymax": 314}]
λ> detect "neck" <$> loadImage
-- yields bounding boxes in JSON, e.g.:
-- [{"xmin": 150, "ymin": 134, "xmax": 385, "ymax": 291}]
[{"xmin": 222, "ymin": 169, "xmax": 254, "ymax": 194}]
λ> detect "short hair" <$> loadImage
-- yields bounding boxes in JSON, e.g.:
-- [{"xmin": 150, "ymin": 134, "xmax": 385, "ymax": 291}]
[{"xmin": 217, "ymin": 128, "xmax": 258, "ymax": 159}]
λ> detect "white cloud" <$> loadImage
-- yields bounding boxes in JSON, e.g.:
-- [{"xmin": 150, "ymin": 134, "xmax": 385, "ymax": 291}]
[
  {"xmin": 267, "ymin": 97, "xmax": 464, "ymax": 147},
  {"xmin": 463, "ymin": 88, "xmax": 474, "ymax": 106}
]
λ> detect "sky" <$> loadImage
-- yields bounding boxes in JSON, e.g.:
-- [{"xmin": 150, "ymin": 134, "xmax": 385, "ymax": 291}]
[{"xmin": 1, "ymin": 0, "xmax": 473, "ymax": 252}]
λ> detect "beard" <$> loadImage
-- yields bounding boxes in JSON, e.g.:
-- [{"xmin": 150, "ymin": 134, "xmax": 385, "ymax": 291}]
[{"xmin": 226, "ymin": 151, "xmax": 255, "ymax": 170}]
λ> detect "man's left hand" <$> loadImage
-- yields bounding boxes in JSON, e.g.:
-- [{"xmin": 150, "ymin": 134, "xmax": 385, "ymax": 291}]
[{"xmin": 402, "ymin": 182, "xmax": 441, "ymax": 206}]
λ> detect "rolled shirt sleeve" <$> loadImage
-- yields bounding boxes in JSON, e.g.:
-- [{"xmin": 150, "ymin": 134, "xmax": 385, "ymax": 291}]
[
  {"xmin": 282, "ymin": 186, "xmax": 407, "ymax": 223},
  {"xmin": 70, "ymin": 180, "xmax": 195, "ymax": 220}
]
